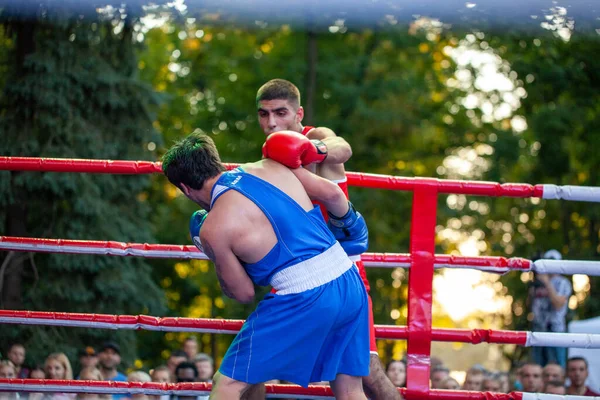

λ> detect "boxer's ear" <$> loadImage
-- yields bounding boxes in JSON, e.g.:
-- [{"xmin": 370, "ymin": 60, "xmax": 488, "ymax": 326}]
[
  {"xmin": 180, "ymin": 183, "xmax": 191, "ymax": 196},
  {"xmin": 296, "ymin": 106, "xmax": 304, "ymax": 123}
]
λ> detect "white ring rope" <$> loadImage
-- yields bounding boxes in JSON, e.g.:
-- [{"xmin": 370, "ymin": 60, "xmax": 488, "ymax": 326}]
[
  {"xmin": 541, "ymin": 184, "xmax": 600, "ymax": 202},
  {"xmin": 1, "ymin": 236, "xmax": 600, "ymax": 275}
]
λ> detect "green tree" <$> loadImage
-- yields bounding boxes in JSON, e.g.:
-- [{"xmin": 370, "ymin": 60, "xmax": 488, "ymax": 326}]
[{"xmin": 0, "ymin": 5, "xmax": 166, "ymax": 368}]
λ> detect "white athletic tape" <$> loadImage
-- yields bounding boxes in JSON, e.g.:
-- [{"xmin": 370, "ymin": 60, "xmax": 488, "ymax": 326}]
[
  {"xmin": 522, "ymin": 393, "xmax": 600, "ymax": 400},
  {"xmin": 0, "ymin": 241, "xmax": 208, "ymax": 259},
  {"xmin": 526, "ymin": 331, "xmax": 600, "ymax": 348},
  {"xmin": 542, "ymin": 185, "xmax": 600, "ymax": 202},
  {"xmin": 533, "ymin": 260, "xmax": 600, "ymax": 276}
]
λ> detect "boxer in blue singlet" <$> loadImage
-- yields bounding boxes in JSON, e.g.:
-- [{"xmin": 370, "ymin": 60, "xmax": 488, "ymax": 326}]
[{"xmin": 162, "ymin": 132, "xmax": 369, "ymax": 400}]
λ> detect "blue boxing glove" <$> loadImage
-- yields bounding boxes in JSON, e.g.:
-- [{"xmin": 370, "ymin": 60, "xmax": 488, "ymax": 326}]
[
  {"xmin": 327, "ymin": 202, "xmax": 369, "ymax": 256},
  {"xmin": 189, "ymin": 210, "xmax": 208, "ymax": 252}
]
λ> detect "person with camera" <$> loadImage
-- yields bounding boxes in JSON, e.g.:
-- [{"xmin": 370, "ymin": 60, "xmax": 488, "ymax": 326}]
[{"xmin": 528, "ymin": 249, "xmax": 572, "ymax": 368}]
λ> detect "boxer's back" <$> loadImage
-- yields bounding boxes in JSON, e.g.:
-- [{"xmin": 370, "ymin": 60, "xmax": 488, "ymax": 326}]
[{"xmin": 206, "ymin": 159, "xmax": 335, "ymax": 286}]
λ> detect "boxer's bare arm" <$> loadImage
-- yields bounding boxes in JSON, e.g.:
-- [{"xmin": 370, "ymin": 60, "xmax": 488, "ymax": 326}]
[
  {"xmin": 291, "ymin": 167, "xmax": 349, "ymax": 217},
  {"xmin": 201, "ymin": 226, "xmax": 255, "ymax": 304},
  {"xmin": 305, "ymin": 127, "xmax": 352, "ymax": 165}
]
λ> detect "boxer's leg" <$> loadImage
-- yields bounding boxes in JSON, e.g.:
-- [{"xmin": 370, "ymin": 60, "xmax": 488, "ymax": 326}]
[
  {"xmin": 210, "ymin": 371, "xmax": 250, "ymax": 400},
  {"xmin": 331, "ymin": 374, "xmax": 367, "ymax": 400}
]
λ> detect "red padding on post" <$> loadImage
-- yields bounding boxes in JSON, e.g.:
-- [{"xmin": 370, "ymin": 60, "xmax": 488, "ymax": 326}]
[{"xmin": 406, "ymin": 183, "xmax": 438, "ymax": 395}]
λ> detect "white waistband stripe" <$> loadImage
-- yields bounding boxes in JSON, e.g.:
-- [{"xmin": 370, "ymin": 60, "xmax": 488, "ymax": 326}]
[{"xmin": 270, "ymin": 242, "xmax": 354, "ymax": 295}]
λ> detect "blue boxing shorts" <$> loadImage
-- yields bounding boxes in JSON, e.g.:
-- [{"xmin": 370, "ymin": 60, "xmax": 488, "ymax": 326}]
[{"xmin": 218, "ymin": 242, "xmax": 370, "ymax": 387}]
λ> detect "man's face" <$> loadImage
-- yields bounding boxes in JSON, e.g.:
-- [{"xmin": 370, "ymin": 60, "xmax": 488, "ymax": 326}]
[
  {"xmin": 152, "ymin": 369, "xmax": 171, "ymax": 383},
  {"xmin": 520, "ymin": 365, "xmax": 543, "ymax": 392},
  {"xmin": 183, "ymin": 340, "xmax": 198, "ymax": 360},
  {"xmin": 176, "ymin": 367, "xmax": 197, "ymax": 383},
  {"xmin": 463, "ymin": 373, "xmax": 484, "ymax": 391},
  {"xmin": 257, "ymin": 99, "xmax": 303, "ymax": 136},
  {"xmin": 195, "ymin": 360, "xmax": 213, "ymax": 382},
  {"xmin": 98, "ymin": 349, "xmax": 121, "ymax": 370},
  {"xmin": 567, "ymin": 360, "xmax": 588, "ymax": 387},
  {"xmin": 543, "ymin": 364, "xmax": 564, "ymax": 384},
  {"xmin": 8, "ymin": 345, "xmax": 25, "ymax": 367}
]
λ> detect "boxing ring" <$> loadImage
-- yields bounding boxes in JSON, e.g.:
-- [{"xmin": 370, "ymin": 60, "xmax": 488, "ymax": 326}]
[{"xmin": 1, "ymin": 156, "xmax": 600, "ymax": 400}]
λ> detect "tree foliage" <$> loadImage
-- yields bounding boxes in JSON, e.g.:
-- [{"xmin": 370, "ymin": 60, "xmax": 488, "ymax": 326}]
[{"xmin": 0, "ymin": 5, "xmax": 165, "ymax": 368}]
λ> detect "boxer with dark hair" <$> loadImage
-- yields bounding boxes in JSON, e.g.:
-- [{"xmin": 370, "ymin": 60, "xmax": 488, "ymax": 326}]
[{"xmin": 163, "ymin": 132, "xmax": 370, "ymax": 400}]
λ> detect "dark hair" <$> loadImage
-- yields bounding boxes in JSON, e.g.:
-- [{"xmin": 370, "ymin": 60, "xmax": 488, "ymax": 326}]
[
  {"xmin": 175, "ymin": 361, "xmax": 198, "ymax": 378},
  {"xmin": 28, "ymin": 365, "xmax": 45, "ymax": 378},
  {"xmin": 7, "ymin": 343, "xmax": 24, "ymax": 352},
  {"xmin": 386, "ymin": 359, "xmax": 406, "ymax": 373},
  {"xmin": 431, "ymin": 366, "xmax": 450, "ymax": 376},
  {"xmin": 567, "ymin": 356, "xmax": 588, "ymax": 369},
  {"xmin": 170, "ymin": 350, "xmax": 188, "ymax": 359},
  {"xmin": 162, "ymin": 132, "xmax": 225, "ymax": 190},
  {"xmin": 256, "ymin": 79, "xmax": 301, "ymax": 109}
]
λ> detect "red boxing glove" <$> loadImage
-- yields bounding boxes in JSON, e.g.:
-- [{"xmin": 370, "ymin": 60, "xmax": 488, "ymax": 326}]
[{"xmin": 262, "ymin": 130, "xmax": 327, "ymax": 168}]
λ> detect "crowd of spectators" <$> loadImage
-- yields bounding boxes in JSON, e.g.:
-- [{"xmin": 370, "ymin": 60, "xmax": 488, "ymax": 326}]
[
  {"xmin": 383, "ymin": 355, "xmax": 599, "ymax": 396},
  {"xmin": 1, "ymin": 337, "xmax": 599, "ymax": 398},
  {"xmin": 0, "ymin": 337, "xmax": 214, "ymax": 400}
]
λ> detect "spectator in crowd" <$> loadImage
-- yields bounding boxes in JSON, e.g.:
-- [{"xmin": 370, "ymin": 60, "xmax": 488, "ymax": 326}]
[
  {"xmin": 519, "ymin": 362, "xmax": 544, "ymax": 393},
  {"xmin": 509, "ymin": 361, "xmax": 525, "ymax": 391},
  {"xmin": 128, "ymin": 371, "xmax": 152, "ymax": 400},
  {"xmin": 462, "ymin": 367, "xmax": 485, "ymax": 391},
  {"xmin": 29, "ymin": 366, "xmax": 45, "ymax": 379},
  {"xmin": 44, "ymin": 353, "xmax": 73, "ymax": 381},
  {"xmin": 565, "ymin": 357, "xmax": 600, "ymax": 396},
  {"xmin": 542, "ymin": 363, "xmax": 564, "ymax": 387},
  {"xmin": 150, "ymin": 366, "xmax": 171, "ymax": 400},
  {"xmin": 496, "ymin": 372, "xmax": 510, "ymax": 393},
  {"xmin": 97, "ymin": 342, "xmax": 127, "ymax": 400},
  {"xmin": 166, "ymin": 351, "xmax": 187, "ymax": 382},
  {"xmin": 77, "ymin": 367, "xmax": 108, "ymax": 400},
  {"xmin": 44, "ymin": 353, "xmax": 76, "ymax": 400},
  {"xmin": 174, "ymin": 362, "xmax": 197, "ymax": 383},
  {"xmin": 79, "ymin": 367, "xmax": 103, "ymax": 381},
  {"xmin": 28, "ymin": 367, "xmax": 46, "ymax": 400},
  {"xmin": 544, "ymin": 380, "xmax": 566, "ymax": 395},
  {"xmin": 150, "ymin": 366, "xmax": 171, "ymax": 384},
  {"xmin": 430, "ymin": 366, "xmax": 450, "ymax": 389},
  {"xmin": 528, "ymin": 249, "xmax": 572, "ymax": 368},
  {"xmin": 172, "ymin": 362, "xmax": 206, "ymax": 400},
  {"xmin": 439, "ymin": 377, "xmax": 460, "ymax": 390},
  {"xmin": 181, "ymin": 338, "xmax": 198, "ymax": 362},
  {"xmin": 192, "ymin": 354, "xmax": 213, "ymax": 383},
  {"xmin": 0, "ymin": 360, "xmax": 18, "ymax": 400},
  {"xmin": 6, "ymin": 344, "xmax": 29, "ymax": 379},
  {"xmin": 482, "ymin": 374, "xmax": 502, "ymax": 392},
  {"xmin": 385, "ymin": 360, "xmax": 406, "ymax": 388},
  {"xmin": 77, "ymin": 347, "xmax": 98, "ymax": 376},
  {"xmin": 0, "ymin": 361, "xmax": 17, "ymax": 379}
]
